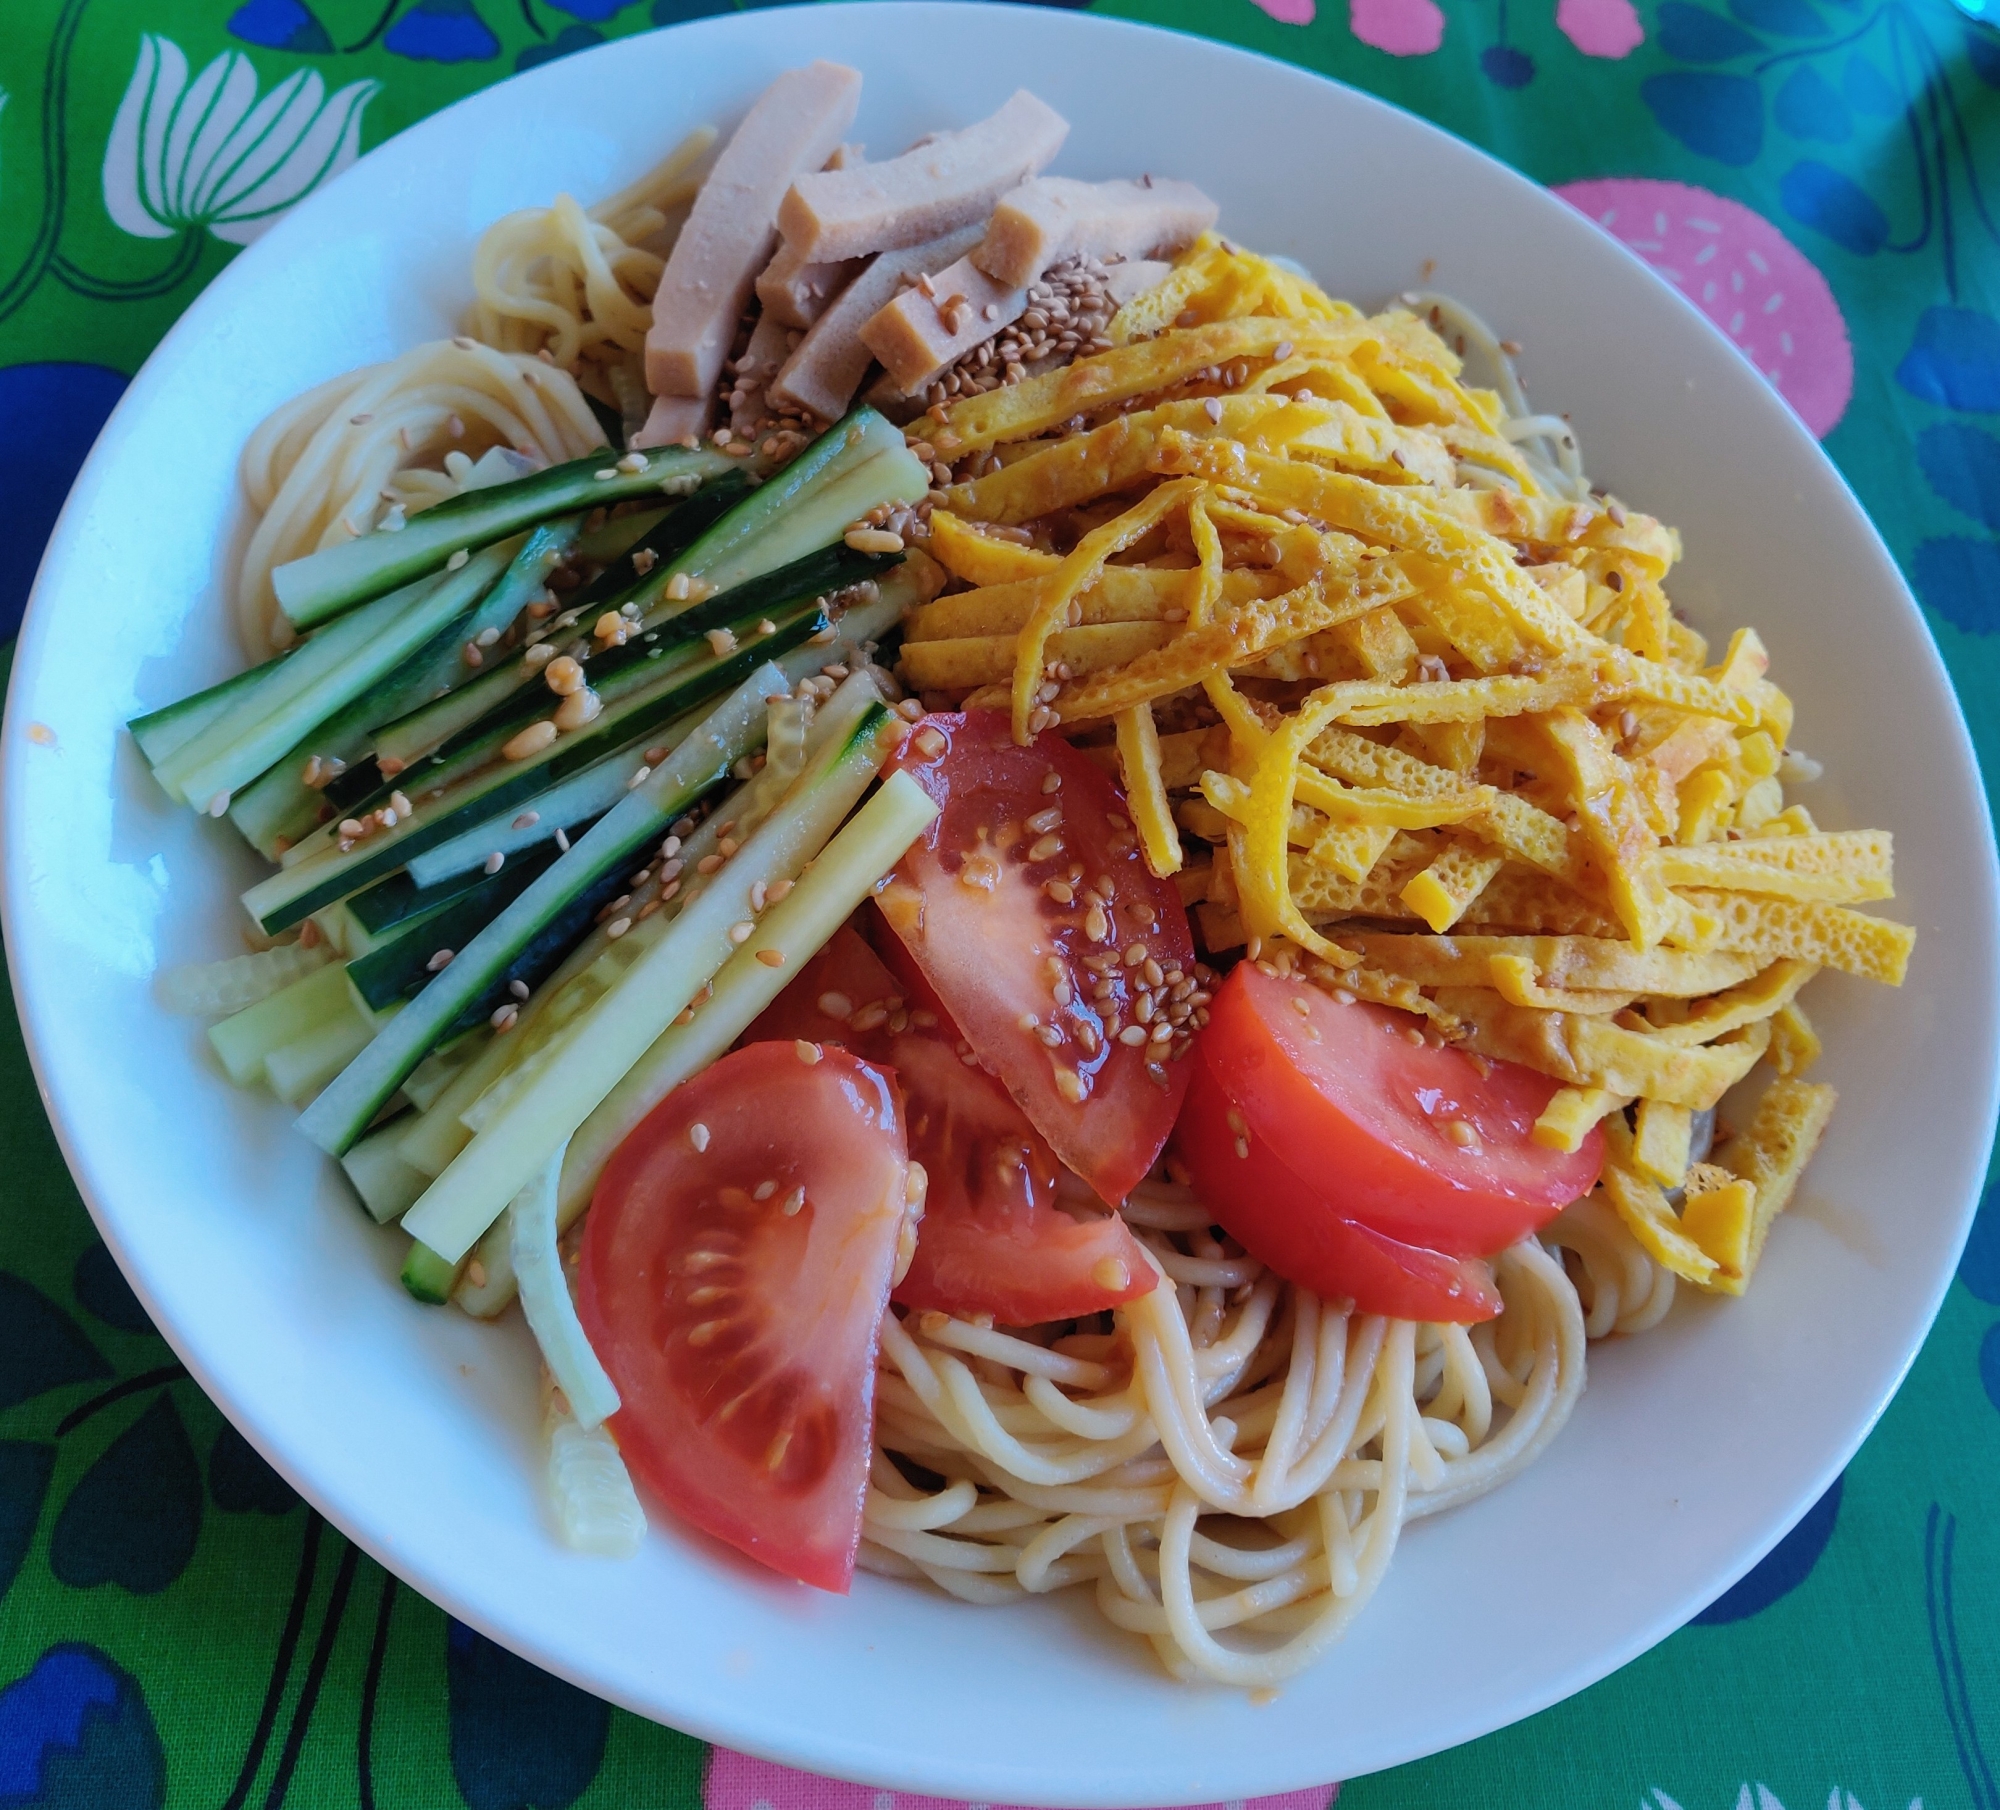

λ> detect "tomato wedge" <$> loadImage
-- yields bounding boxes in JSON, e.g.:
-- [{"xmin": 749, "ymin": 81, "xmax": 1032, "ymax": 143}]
[
  {"xmin": 1177, "ymin": 964, "xmax": 1602, "ymax": 1320},
  {"xmin": 745, "ymin": 927, "xmax": 1154, "ymax": 1326},
  {"xmin": 1178, "ymin": 1050, "xmax": 1502, "ymax": 1322},
  {"xmin": 880, "ymin": 712, "xmax": 1196, "ymax": 1204},
  {"xmin": 577, "ymin": 1041, "xmax": 912, "ymax": 1592}
]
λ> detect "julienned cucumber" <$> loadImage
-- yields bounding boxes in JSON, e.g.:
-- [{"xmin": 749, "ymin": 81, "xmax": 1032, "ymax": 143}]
[
  {"xmin": 413, "ymin": 543, "xmax": 893, "ymax": 766},
  {"xmin": 230, "ymin": 521, "xmax": 585, "ymax": 858},
  {"xmin": 402, "ymin": 712, "xmax": 701, "ymax": 890},
  {"xmin": 363, "ymin": 479, "xmax": 763, "ymax": 783},
  {"xmin": 295, "ymin": 662, "xmax": 790, "ymax": 1156},
  {"xmin": 399, "ymin": 702, "xmax": 902, "ymax": 1264},
  {"xmin": 273, "ymin": 442, "xmax": 737, "ymax": 633},
  {"xmin": 400, "ymin": 1239, "xmax": 461, "ymax": 1304},
  {"xmin": 156, "ymin": 542, "xmax": 520, "ymax": 811},
  {"xmin": 130, "ymin": 658, "xmax": 279, "ymax": 768},
  {"xmin": 658, "ymin": 447, "xmax": 927, "ymax": 617},
  {"xmin": 240, "ymin": 608, "xmax": 823, "ymax": 934},
  {"xmin": 558, "ymin": 766, "xmax": 939, "ymax": 1216},
  {"xmin": 344, "ymin": 844, "xmax": 556, "ymax": 1011},
  {"xmin": 656, "ymin": 408, "xmax": 909, "ymax": 604}
]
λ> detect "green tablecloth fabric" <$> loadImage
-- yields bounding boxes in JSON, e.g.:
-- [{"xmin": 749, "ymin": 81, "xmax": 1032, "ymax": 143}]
[{"xmin": 3, "ymin": 1, "xmax": 1998, "ymax": 1804}]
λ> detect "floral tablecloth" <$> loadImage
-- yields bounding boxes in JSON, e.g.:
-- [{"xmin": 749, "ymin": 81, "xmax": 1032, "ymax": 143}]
[{"xmin": 3, "ymin": 0, "xmax": 1998, "ymax": 1804}]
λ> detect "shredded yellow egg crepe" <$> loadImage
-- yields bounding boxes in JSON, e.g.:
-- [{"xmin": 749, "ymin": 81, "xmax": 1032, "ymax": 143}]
[{"xmin": 898, "ymin": 234, "xmax": 1913, "ymax": 1300}]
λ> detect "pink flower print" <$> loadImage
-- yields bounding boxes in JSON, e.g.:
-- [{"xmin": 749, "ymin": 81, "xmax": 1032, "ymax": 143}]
[
  {"xmin": 1555, "ymin": 178, "xmax": 1854, "ymax": 438},
  {"xmin": 1348, "ymin": 0, "xmax": 1445, "ymax": 54},
  {"xmin": 1249, "ymin": 0, "xmax": 1318, "ymax": 22},
  {"xmin": 1555, "ymin": 0, "xmax": 1645, "ymax": 56},
  {"xmin": 704, "ymin": 1749, "xmax": 1340, "ymax": 1810}
]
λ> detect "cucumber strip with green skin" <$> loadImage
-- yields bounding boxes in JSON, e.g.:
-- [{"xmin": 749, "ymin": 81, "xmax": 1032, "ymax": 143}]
[
  {"xmin": 344, "ymin": 843, "xmax": 558, "ymax": 1010},
  {"xmin": 652, "ymin": 446, "xmax": 928, "ymax": 621},
  {"xmin": 160, "ymin": 542, "xmax": 521, "ymax": 810},
  {"xmin": 310, "ymin": 580, "xmax": 835, "ymax": 852},
  {"xmin": 130, "ymin": 657, "xmax": 282, "ymax": 768},
  {"xmin": 419, "ymin": 546, "xmax": 893, "ymax": 766},
  {"xmin": 363, "ymin": 485, "xmax": 757, "ymax": 782},
  {"xmin": 651, "ymin": 408, "xmax": 906, "ymax": 606},
  {"xmin": 438, "ymin": 862, "xmax": 632, "ymax": 1041},
  {"xmin": 274, "ymin": 442, "xmax": 738, "ymax": 632},
  {"xmin": 241, "ymin": 611, "xmax": 823, "ymax": 935},
  {"xmin": 509, "ymin": 1144, "xmax": 620, "ymax": 1427},
  {"xmin": 158, "ymin": 554, "xmax": 497, "ymax": 805},
  {"xmin": 341, "ymin": 1123, "xmax": 431, "ymax": 1225},
  {"xmin": 425, "ymin": 622, "xmax": 906, "ymax": 1184},
  {"xmin": 342, "ymin": 863, "xmax": 491, "ymax": 939},
  {"xmin": 230, "ymin": 521, "xmax": 583, "ymax": 856},
  {"xmin": 401, "ymin": 703, "xmax": 900, "ymax": 1263},
  {"xmin": 399, "ymin": 1238, "xmax": 461, "ymax": 1304},
  {"xmin": 208, "ymin": 960, "xmax": 358, "ymax": 1087},
  {"xmin": 572, "ymin": 506, "xmax": 670, "ymax": 563},
  {"xmin": 563, "ymin": 472, "xmax": 752, "ymax": 619},
  {"xmin": 403, "ymin": 715, "xmax": 700, "ymax": 891},
  {"xmin": 296, "ymin": 662, "xmax": 790, "ymax": 1155},
  {"xmin": 559, "ymin": 766, "xmax": 939, "ymax": 1216}
]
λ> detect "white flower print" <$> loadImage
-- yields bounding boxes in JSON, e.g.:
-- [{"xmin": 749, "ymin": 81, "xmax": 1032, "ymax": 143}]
[{"xmin": 101, "ymin": 35, "xmax": 377, "ymax": 247}]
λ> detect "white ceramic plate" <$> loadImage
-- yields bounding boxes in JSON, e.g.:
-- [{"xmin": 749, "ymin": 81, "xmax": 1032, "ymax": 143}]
[{"xmin": 6, "ymin": 7, "xmax": 1996, "ymax": 1799}]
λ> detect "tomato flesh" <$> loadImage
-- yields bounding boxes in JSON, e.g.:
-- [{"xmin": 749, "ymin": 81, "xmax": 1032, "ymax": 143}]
[
  {"xmin": 577, "ymin": 1041, "xmax": 911, "ymax": 1592},
  {"xmin": 1176, "ymin": 964, "xmax": 1602, "ymax": 1321},
  {"xmin": 1178, "ymin": 1047, "xmax": 1502, "ymax": 1322},
  {"xmin": 745, "ymin": 927, "xmax": 1153, "ymax": 1326},
  {"xmin": 880, "ymin": 712, "xmax": 1196, "ymax": 1204}
]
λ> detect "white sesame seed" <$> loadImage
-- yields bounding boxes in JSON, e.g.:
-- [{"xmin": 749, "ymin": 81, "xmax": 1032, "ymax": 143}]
[
  {"xmin": 426, "ymin": 948, "xmax": 454, "ymax": 972},
  {"xmin": 729, "ymin": 921, "xmax": 754, "ymax": 944},
  {"xmin": 446, "ymin": 549, "xmax": 469, "ymax": 571},
  {"xmin": 689, "ymin": 1122, "xmax": 710, "ymax": 1152},
  {"xmin": 483, "ymin": 851, "xmax": 505, "ymax": 875}
]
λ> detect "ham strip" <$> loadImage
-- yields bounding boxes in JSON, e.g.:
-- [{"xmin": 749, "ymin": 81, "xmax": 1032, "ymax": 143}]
[
  {"xmin": 972, "ymin": 177, "xmax": 1218, "ymax": 288},
  {"xmin": 631, "ymin": 392, "xmax": 712, "ymax": 451},
  {"xmin": 770, "ymin": 224, "xmax": 984, "ymax": 422},
  {"xmin": 859, "ymin": 253, "xmax": 1025, "ymax": 395},
  {"xmin": 776, "ymin": 90, "xmax": 1067, "ymax": 264},
  {"xmin": 644, "ymin": 61, "xmax": 861, "ymax": 401},
  {"xmin": 756, "ymin": 238, "xmax": 865, "ymax": 330}
]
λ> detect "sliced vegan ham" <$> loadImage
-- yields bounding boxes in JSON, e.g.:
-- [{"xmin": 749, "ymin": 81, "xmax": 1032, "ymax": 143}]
[
  {"xmin": 972, "ymin": 177, "xmax": 1219, "ymax": 288},
  {"xmin": 757, "ymin": 237, "xmax": 866, "ymax": 331},
  {"xmin": 632, "ymin": 392, "xmax": 711, "ymax": 451},
  {"xmin": 859, "ymin": 252, "xmax": 1177, "ymax": 396},
  {"xmin": 770, "ymin": 223, "xmax": 985, "ymax": 422},
  {"xmin": 644, "ymin": 61, "xmax": 862, "ymax": 402},
  {"xmin": 776, "ymin": 90, "xmax": 1067, "ymax": 264},
  {"xmin": 859, "ymin": 253, "xmax": 1027, "ymax": 395}
]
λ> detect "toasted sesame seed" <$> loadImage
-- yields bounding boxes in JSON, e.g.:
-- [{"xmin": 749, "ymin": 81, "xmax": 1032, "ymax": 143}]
[
  {"xmin": 426, "ymin": 948, "xmax": 454, "ymax": 972},
  {"xmin": 795, "ymin": 1039, "xmax": 822, "ymax": 1065},
  {"xmin": 706, "ymin": 627, "xmax": 737, "ymax": 657},
  {"xmin": 491, "ymin": 1004, "xmax": 519, "ymax": 1032},
  {"xmin": 1445, "ymin": 1119, "xmax": 1480, "ymax": 1148},
  {"xmin": 755, "ymin": 948, "xmax": 785, "ymax": 968},
  {"xmin": 483, "ymin": 850, "xmax": 505, "ymax": 875},
  {"xmin": 605, "ymin": 916, "xmax": 632, "ymax": 939},
  {"xmin": 502, "ymin": 720, "xmax": 558, "ymax": 761}
]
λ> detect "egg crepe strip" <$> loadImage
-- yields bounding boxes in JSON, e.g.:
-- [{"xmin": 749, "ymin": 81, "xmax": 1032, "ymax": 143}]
[{"xmin": 898, "ymin": 239, "xmax": 1912, "ymax": 1304}]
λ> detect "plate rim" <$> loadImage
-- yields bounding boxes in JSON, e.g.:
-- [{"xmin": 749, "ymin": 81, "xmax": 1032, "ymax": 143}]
[{"xmin": 6, "ymin": 6, "xmax": 1997, "ymax": 1798}]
